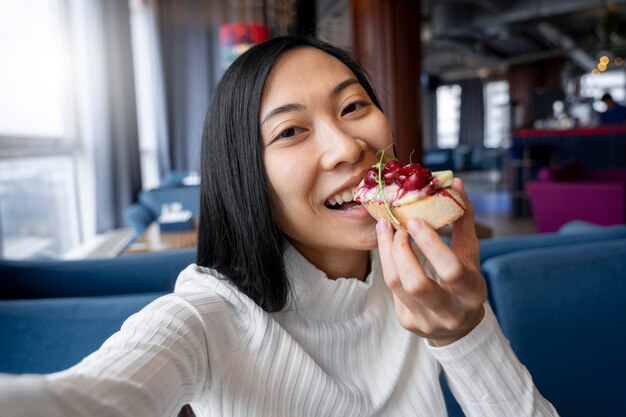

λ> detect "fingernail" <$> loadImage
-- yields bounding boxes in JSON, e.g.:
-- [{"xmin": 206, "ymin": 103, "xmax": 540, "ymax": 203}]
[
  {"xmin": 408, "ymin": 218, "xmax": 421, "ymax": 234},
  {"xmin": 377, "ymin": 219, "xmax": 388, "ymax": 234}
]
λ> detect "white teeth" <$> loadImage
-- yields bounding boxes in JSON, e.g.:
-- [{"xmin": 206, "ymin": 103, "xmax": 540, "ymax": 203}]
[{"xmin": 326, "ymin": 187, "xmax": 359, "ymax": 206}]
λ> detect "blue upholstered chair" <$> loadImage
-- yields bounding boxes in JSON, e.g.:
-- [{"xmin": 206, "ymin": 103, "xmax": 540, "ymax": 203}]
[
  {"xmin": 0, "ymin": 293, "xmax": 163, "ymax": 374},
  {"xmin": 124, "ymin": 185, "xmax": 200, "ymax": 236},
  {"xmin": 481, "ymin": 239, "xmax": 626, "ymax": 417},
  {"xmin": 478, "ymin": 224, "xmax": 626, "ymax": 264},
  {"xmin": 0, "ymin": 249, "xmax": 196, "ymax": 299},
  {"xmin": 442, "ymin": 230, "xmax": 626, "ymax": 416},
  {"xmin": 423, "ymin": 148, "xmax": 455, "ymax": 171}
]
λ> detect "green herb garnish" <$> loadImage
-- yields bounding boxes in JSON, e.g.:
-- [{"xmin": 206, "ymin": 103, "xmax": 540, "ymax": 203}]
[{"xmin": 375, "ymin": 147, "xmax": 401, "ymax": 227}]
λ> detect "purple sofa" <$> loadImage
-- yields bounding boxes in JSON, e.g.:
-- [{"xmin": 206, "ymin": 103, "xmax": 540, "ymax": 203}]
[{"xmin": 527, "ymin": 167, "xmax": 626, "ymax": 232}]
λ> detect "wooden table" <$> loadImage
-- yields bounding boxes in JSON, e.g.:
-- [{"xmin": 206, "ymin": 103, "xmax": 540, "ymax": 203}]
[{"xmin": 123, "ymin": 222, "xmax": 198, "ymax": 254}]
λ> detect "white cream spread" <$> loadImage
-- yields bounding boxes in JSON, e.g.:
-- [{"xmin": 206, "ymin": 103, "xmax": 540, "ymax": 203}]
[{"xmin": 355, "ymin": 170, "xmax": 454, "ymax": 206}]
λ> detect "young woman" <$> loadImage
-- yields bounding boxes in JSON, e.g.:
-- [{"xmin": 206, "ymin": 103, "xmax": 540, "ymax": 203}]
[{"xmin": 0, "ymin": 36, "xmax": 558, "ymax": 416}]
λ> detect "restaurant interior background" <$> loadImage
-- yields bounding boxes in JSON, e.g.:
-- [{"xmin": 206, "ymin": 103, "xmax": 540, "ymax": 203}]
[
  {"xmin": 1, "ymin": 0, "xmax": 626, "ymax": 258},
  {"xmin": 3, "ymin": 2, "xmax": 626, "ymax": 415}
]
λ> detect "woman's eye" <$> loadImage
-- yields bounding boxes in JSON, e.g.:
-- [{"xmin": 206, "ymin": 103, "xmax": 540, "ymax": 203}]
[
  {"xmin": 341, "ymin": 102, "xmax": 366, "ymax": 116},
  {"xmin": 276, "ymin": 127, "xmax": 302, "ymax": 141},
  {"xmin": 279, "ymin": 128, "xmax": 296, "ymax": 138}
]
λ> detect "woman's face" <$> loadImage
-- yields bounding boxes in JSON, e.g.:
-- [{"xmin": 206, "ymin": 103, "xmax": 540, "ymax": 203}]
[{"xmin": 260, "ymin": 47, "xmax": 393, "ymax": 258}]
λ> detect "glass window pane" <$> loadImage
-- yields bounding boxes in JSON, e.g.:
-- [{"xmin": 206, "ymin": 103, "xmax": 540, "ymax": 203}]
[
  {"xmin": 484, "ymin": 81, "xmax": 511, "ymax": 148},
  {"xmin": 0, "ymin": 0, "xmax": 70, "ymax": 138},
  {"xmin": 436, "ymin": 85, "xmax": 462, "ymax": 148},
  {"xmin": 0, "ymin": 157, "xmax": 80, "ymax": 259},
  {"xmin": 580, "ymin": 70, "xmax": 626, "ymax": 111}
]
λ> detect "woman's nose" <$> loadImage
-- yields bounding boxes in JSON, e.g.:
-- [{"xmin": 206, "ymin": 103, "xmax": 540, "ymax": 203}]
[{"xmin": 319, "ymin": 123, "xmax": 365, "ymax": 170}]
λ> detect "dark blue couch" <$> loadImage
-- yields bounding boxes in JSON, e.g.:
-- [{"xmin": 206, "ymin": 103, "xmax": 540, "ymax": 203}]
[
  {"xmin": 0, "ymin": 249, "xmax": 197, "ymax": 299},
  {"xmin": 0, "ymin": 249, "xmax": 197, "ymax": 374},
  {"xmin": 0, "ymin": 293, "xmax": 163, "ymax": 374}
]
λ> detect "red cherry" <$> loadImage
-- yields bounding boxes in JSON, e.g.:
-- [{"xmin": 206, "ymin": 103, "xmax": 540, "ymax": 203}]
[
  {"xmin": 382, "ymin": 167, "xmax": 397, "ymax": 185},
  {"xmin": 403, "ymin": 173, "xmax": 419, "ymax": 190},
  {"xmin": 364, "ymin": 168, "xmax": 378, "ymax": 187},
  {"xmin": 397, "ymin": 173, "xmax": 407, "ymax": 188},
  {"xmin": 398, "ymin": 166, "xmax": 411, "ymax": 177},
  {"xmin": 384, "ymin": 160, "xmax": 403, "ymax": 172},
  {"xmin": 404, "ymin": 171, "xmax": 430, "ymax": 191},
  {"xmin": 405, "ymin": 162, "xmax": 422, "ymax": 174}
]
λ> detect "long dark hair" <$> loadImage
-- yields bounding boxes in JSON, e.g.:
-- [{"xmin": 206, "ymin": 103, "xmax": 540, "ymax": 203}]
[{"xmin": 197, "ymin": 36, "xmax": 382, "ymax": 312}]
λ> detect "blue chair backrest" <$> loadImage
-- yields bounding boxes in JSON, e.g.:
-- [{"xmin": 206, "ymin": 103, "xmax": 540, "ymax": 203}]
[
  {"xmin": 479, "ymin": 224, "xmax": 626, "ymax": 264},
  {"xmin": 0, "ymin": 249, "xmax": 196, "ymax": 299},
  {"xmin": 482, "ymin": 239, "xmax": 626, "ymax": 417},
  {"xmin": 0, "ymin": 293, "xmax": 164, "ymax": 374},
  {"xmin": 138, "ymin": 185, "xmax": 200, "ymax": 218}
]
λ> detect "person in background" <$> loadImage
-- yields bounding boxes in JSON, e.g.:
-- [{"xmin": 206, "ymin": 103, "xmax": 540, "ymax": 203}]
[
  {"xmin": 599, "ymin": 93, "xmax": 626, "ymax": 125},
  {"xmin": 0, "ymin": 36, "xmax": 558, "ymax": 417}
]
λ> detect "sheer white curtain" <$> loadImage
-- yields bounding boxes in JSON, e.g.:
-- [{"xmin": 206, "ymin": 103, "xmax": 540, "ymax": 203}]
[
  {"xmin": 68, "ymin": 0, "xmax": 142, "ymax": 235},
  {"xmin": 129, "ymin": 0, "xmax": 171, "ymax": 190}
]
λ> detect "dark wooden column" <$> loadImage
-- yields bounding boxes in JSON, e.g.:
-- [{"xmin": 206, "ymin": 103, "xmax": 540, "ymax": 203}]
[{"xmin": 351, "ymin": 0, "xmax": 422, "ymax": 163}]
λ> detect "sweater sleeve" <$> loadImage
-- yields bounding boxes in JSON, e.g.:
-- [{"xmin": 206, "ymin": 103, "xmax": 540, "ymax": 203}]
[
  {"xmin": 0, "ymin": 294, "xmax": 210, "ymax": 417},
  {"xmin": 426, "ymin": 304, "xmax": 559, "ymax": 417}
]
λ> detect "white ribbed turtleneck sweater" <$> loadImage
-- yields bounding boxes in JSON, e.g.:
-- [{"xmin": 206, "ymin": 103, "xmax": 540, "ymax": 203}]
[{"xmin": 0, "ymin": 246, "xmax": 558, "ymax": 417}]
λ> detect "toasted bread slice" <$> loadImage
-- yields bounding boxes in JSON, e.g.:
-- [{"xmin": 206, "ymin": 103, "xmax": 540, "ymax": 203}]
[{"xmin": 362, "ymin": 188, "xmax": 466, "ymax": 231}]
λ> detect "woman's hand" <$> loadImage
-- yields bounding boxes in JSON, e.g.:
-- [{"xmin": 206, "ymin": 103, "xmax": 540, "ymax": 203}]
[{"xmin": 376, "ymin": 179, "xmax": 487, "ymax": 346}]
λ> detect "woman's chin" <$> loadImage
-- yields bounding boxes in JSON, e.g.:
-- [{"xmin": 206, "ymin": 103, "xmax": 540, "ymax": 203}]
[{"xmin": 352, "ymin": 224, "xmax": 378, "ymax": 250}]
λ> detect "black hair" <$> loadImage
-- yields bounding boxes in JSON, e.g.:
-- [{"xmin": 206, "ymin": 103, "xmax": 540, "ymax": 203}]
[{"xmin": 197, "ymin": 36, "xmax": 382, "ymax": 312}]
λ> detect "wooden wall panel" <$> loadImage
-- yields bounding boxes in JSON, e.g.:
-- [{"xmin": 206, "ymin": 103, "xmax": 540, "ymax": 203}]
[
  {"xmin": 507, "ymin": 57, "xmax": 565, "ymax": 128},
  {"xmin": 351, "ymin": 0, "xmax": 422, "ymax": 163}
]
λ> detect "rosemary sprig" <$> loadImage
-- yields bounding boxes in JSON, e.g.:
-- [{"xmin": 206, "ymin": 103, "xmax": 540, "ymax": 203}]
[{"xmin": 375, "ymin": 147, "xmax": 401, "ymax": 227}]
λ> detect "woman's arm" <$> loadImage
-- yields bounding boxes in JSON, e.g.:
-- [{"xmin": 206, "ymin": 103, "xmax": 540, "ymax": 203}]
[
  {"xmin": 0, "ymin": 294, "xmax": 210, "ymax": 417},
  {"xmin": 428, "ymin": 303, "xmax": 558, "ymax": 416},
  {"xmin": 376, "ymin": 179, "xmax": 558, "ymax": 416}
]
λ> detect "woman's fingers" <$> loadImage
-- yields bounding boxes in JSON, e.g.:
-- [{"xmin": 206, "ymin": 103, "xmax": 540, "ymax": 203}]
[
  {"xmin": 376, "ymin": 219, "xmax": 400, "ymax": 290},
  {"xmin": 378, "ymin": 219, "xmax": 453, "ymax": 316},
  {"xmin": 378, "ymin": 216, "xmax": 486, "ymax": 342},
  {"xmin": 389, "ymin": 229, "xmax": 452, "ymax": 312},
  {"xmin": 407, "ymin": 218, "xmax": 481, "ymax": 299}
]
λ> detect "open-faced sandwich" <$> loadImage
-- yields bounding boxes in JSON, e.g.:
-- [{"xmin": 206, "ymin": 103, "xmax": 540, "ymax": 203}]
[{"xmin": 354, "ymin": 154, "xmax": 466, "ymax": 231}]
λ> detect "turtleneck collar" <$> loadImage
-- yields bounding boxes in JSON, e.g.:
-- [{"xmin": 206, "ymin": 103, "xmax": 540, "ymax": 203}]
[{"xmin": 283, "ymin": 244, "xmax": 382, "ymax": 321}]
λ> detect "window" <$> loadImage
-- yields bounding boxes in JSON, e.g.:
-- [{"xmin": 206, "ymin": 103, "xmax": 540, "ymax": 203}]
[
  {"xmin": 0, "ymin": 157, "xmax": 80, "ymax": 259},
  {"xmin": 484, "ymin": 81, "xmax": 511, "ymax": 148},
  {"xmin": 0, "ymin": 0, "xmax": 81, "ymax": 258},
  {"xmin": 436, "ymin": 84, "xmax": 461, "ymax": 148},
  {"xmin": 580, "ymin": 70, "xmax": 626, "ymax": 112}
]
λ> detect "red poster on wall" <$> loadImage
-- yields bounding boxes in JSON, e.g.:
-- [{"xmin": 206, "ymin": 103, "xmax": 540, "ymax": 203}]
[{"xmin": 219, "ymin": 23, "xmax": 270, "ymax": 72}]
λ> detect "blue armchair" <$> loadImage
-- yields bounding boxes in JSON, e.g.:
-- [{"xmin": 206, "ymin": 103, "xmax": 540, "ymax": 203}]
[
  {"xmin": 0, "ymin": 249, "xmax": 197, "ymax": 299},
  {"xmin": 482, "ymin": 239, "xmax": 626, "ymax": 417},
  {"xmin": 479, "ymin": 224, "xmax": 626, "ymax": 264},
  {"xmin": 124, "ymin": 185, "xmax": 200, "ymax": 236},
  {"xmin": 441, "ymin": 225, "xmax": 626, "ymax": 416}
]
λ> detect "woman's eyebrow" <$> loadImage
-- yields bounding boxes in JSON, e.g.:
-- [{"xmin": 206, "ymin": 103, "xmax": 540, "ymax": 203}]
[
  {"xmin": 260, "ymin": 79, "xmax": 360, "ymax": 127},
  {"xmin": 330, "ymin": 78, "xmax": 359, "ymax": 98},
  {"xmin": 261, "ymin": 103, "xmax": 305, "ymax": 126}
]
